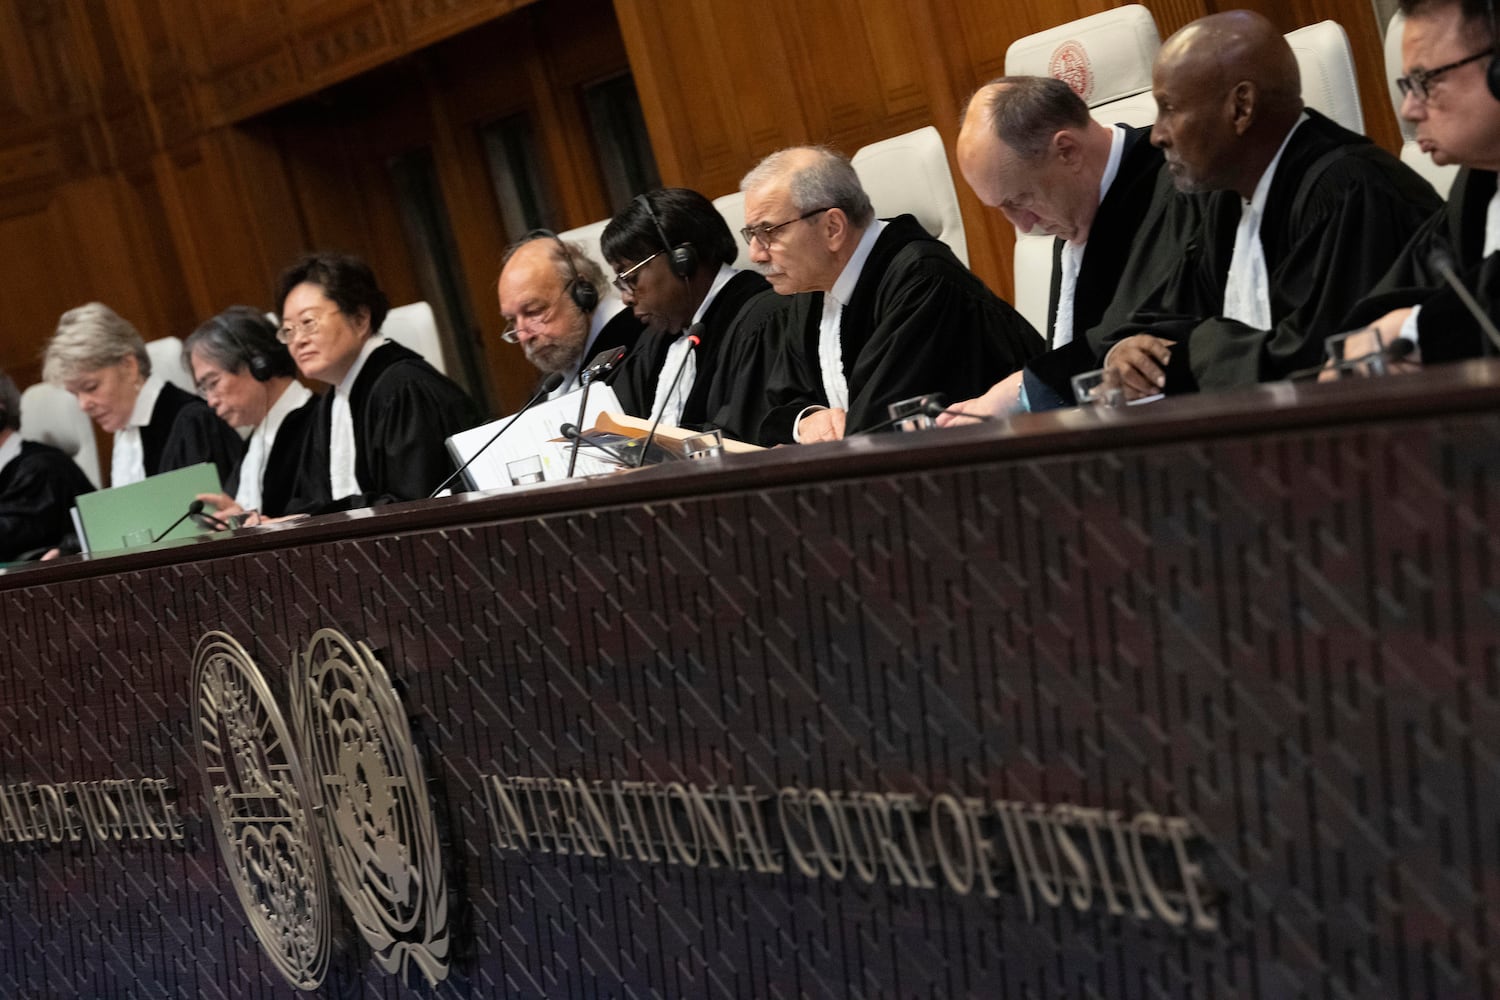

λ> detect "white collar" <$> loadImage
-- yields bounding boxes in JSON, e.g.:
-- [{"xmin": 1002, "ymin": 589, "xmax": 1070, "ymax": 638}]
[
  {"xmin": 261, "ymin": 380, "xmax": 313, "ymax": 439},
  {"xmin": 828, "ymin": 219, "xmax": 888, "ymax": 308},
  {"xmin": 1244, "ymin": 113, "xmax": 1309, "ymax": 215},
  {"xmin": 129, "ymin": 375, "xmax": 165, "ymax": 429},
  {"xmin": 582, "ymin": 293, "xmax": 627, "ymax": 359},
  {"xmin": 1096, "ymin": 126, "xmax": 1128, "ymax": 213},
  {"xmin": 0, "ymin": 431, "xmax": 20, "ymax": 477},
  {"xmin": 335, "ymin": 336, "xmax": 388, "ymax": 398},
  {"xmin": 691, "ymin": 264, "xmax": 741, "ymax": 326},
  {"xmin": 1071, "ymin": 125, "xmax": 1129, "ymax": 250}
]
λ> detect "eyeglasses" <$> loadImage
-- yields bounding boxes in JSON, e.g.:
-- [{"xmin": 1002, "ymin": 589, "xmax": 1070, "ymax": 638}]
[
  {"xmin": 1396, "ymin": 49, "xmax": 1492, "ymax": 102},
  {"xmin": 277, "ymin": 308, "xmax": 335, "ymax": 345},
  {"xmin": 740, "ymin": 207, "xmax": 833, "ymax": 248},
  {"xmin": 611, "ymin": 251, "xmax": 663, "ymax": 293},
  {"xmin": 195, "ymin": 372, "xmax": 224, "ymax": 398},
  {"xmin": 500, "ymin": 290, "xmax": 565, "ymax": 344}
]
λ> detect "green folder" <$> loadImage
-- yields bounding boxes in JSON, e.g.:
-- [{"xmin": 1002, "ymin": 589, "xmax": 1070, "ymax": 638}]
[{"xmin": 74, "ymin": 462, "xmax": 223, "ymax": 555}]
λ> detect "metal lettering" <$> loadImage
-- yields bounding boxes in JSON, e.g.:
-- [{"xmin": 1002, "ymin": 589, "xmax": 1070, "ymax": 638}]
[
  {"xmin": 776, "ymin": 789, "xmax": 820, "ymax": 878},
  {"xmin": 1163, "ymin": 816, "xmax": 1218, "ymax": 932},
  {"xmin": 1129, "ymin": 812, "xmax": 1185, "ymax": 927},
  {"xmin": 805, "ymin": 789, "xmax": 848, "ymax": 881},
  {"xmin": 930, "ymin": 794, "xmax": 976, "ymax": 895},
  {"xmin": 1050, "ymin": 805, "xmax": 1094, "ymax": 912}
]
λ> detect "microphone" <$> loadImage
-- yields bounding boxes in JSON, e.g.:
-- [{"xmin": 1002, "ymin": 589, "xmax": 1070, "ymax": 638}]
[
  {"xmin": 633, "ymin": 325, "xmax": 702, "ymax": 467},
  {"xmin": 430, "ymin": 372, "xmax": 566, "ymax": 498},
  {"xmin": 1288, "ymin": 335, "xmax": 1416, "ymax": 381},
  {"xmin": 152, "ymin": 499, "xmax": 207, "ymax": 543},
  {"xmin": 191, "ymin": 507, "xmax": 232, "ymax": 532},
  {"xmin": 849, "ymin": 397, "xmax": 994, "ymax": 437},
  {"xmin": 566, "ymin": 346, "xmax": 631, "ymax": 478},
  {"xmin": 1429, "ymin": 247, "xmax": 1500, "ymax": 355},
  {"xmin": 559, "ymin": 423, "xmax": 634, "ymax": 465}
]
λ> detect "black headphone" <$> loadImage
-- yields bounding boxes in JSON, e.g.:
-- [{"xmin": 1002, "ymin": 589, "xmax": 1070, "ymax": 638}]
[
  {"xmin": 210, "ymin": 312, "xmax": 280, "ymax": 382},
  {"xmin": 527, "ymin": 229, "xmax": 599, "ymax": 313},
  {"xmin": 636, "ymin": 193, "xmax": 698, "ymax": 279}
]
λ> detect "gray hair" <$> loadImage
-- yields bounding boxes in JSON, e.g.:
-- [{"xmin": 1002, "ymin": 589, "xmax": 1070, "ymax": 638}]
[
  {"xmin": 43, "ymin": 302, "xmax": 151, "ymax": 385},
  {"xmin": 740, "ymin": 146, "xmax": 876, "ymax": 228},
  {"xmin": 978, "ymin": 77, "xmax": 1092, "ymax": 159},
  {"xmin": 0, "ymin": 371, "xmax": 18, "ymax": 432}
]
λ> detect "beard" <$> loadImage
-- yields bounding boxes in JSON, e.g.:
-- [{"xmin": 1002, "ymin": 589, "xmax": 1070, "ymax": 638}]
[{"xmin": 523, "ymin": 323, "xmax": 588, "ymax": 374}]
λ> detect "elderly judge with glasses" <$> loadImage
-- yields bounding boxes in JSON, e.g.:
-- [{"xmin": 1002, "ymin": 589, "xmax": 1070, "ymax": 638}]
[
  {"xmin": 722, "ymin": 146, "xmax": 1044, "ymax": 444},
  {"xmin": 183, "ymin": 306, "xmax": 315, "ymax": 520},
  {"xmin": 1335, "ymin": 0, "xmax": 1500, "ymax": 370},
  {"xmin": 495, "ymin": 232, "xmax": 645, "ymax": 397},
  {"xmin": 276, "ymin": 253, "xmax": 480, "ymax": 512}
]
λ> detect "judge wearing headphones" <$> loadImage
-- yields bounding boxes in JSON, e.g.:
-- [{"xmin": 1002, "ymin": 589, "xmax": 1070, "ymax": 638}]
[
  {"xmin": 600, "ymin": 188, "xmax": 778, "ymax": 430},
  {"xmin": 184, "ymin": 306, "xmax": 314, "ymax": 519},
  {"xmin": 495, "ymin": 232, "xmax": 645, "ymax": 397},
  {"xmin": 1335, "ymin": 0, "xmax": 1500, "ymax": 368}
]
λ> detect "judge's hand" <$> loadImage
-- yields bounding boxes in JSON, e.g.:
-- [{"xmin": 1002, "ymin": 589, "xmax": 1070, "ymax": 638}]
[
  {"xmin": 197, "ymin": 492, "xmax": 242, "ymax": 516},
  {"xmin": 1103, "ymin": 335, "xmax": 1175, "ymax": 400},
  {"xmin": 938, "ymin": 371, "xmax": 1024, "ymax": 426},
  {"xmin": 797, "ymin": 408, "xmax": 847, "ymax": 443},
  {"xmin": 1317, "ymin": 311, "xmax": 1421, "ymax": 381}
]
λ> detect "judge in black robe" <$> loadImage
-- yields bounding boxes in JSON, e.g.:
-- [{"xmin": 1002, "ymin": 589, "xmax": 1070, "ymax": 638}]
[
  {"xmin": 1103, "ymin": 112, "xmax": 1441, "ymax": 391},
  {"xmin": 1020, "ymin": 125, "xmax": 1203, "ymax": 407},
  {"xmin": 276, "ymin": 252, "xmax": 481, "ymax": 514},
  {"xmin": 608, "ymin": 269, "xmax": 773, "ymax": 428},
  {"xmin": 1344, "ymin": 168, "xmax": 1499, "ymax": 363},
  {"xmin": 722, "ymin": 213, "xmax": 1044, "ymax": 444},
  {"xmin": 289, "ymin": 341, "xmax": 480, "ymax": 512},
  {"xmin": 148, "ymin": 380, "xmax": 247, "ymax": 484},
  {"xmin": 0, "ymin": 439, "xmax": 95, "ymax": 561},
  {"xmin": 221, "ymin": 397, "xmax": 316, "ymax": 518}
]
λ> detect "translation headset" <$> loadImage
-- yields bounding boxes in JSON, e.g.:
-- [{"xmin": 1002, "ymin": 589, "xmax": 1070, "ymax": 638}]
[
  {"xmin": 527, "ymin": 229, "xmax": 599, "ymax": 313},
  {"xmin": 209, "ymin": 312, "xmax": 281, "ymax": 382},
  {"xmin": 636, "ymin": 193, "xmax": 698, "ymax": 279}
]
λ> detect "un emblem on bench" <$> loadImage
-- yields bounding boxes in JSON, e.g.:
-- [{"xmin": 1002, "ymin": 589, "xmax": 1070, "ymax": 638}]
[{"xmin": 192, "ymin": 629, "xmax": 449, "ymax": 991}]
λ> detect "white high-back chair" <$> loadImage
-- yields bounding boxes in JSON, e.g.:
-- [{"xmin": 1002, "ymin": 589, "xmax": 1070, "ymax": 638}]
[
  {"xmin": 20, "ymin": 382, "xmax": 101, "ymax": 488},
  {"xmin": 382, "ymin": 301, "xmax": 448, "ymax": 374},
  {"xmin": 712, "ymin": 192, "xmax": 756, "ymax": 271},
  {"xmin": 1003, "ymin": 4, "xmax": 1163, "ymax": 338},
  {"xmin": 851, "ymin": 125, "xmax": 970, "ymax": 265},
  {"xmin": 556, "ymin": 218, "xmax": 613, "ymax": 289},
  {"xmin": 1286, "ymin": 21, "xmax": 1365, "ymax": 133},
  {"xmin": 145, "ymin": 336, "xmax": 195, "ymax": 393},
  {"xmin": 1385, "ymin": 12, "xmax": 1459, "ymax": 197}
]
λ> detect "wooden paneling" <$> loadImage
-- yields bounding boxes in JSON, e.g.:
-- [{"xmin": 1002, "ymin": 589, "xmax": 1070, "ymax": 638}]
[{"xmin": 0, "ymin": 0, "xmax": 1425, "ymax": 423}]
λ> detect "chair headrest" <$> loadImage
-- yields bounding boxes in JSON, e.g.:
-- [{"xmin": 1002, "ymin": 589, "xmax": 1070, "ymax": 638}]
[
  {"xmin": 1004, "ymin": 4, "xmax": 1161, "ymax": 106},
  {"xmin": 1384, "ymin": 12, "xmax": 1416, "ymax": 141},
  {"xmin": 1286, "ymin": 20, "xmax": 1365, "ymax": 134}
]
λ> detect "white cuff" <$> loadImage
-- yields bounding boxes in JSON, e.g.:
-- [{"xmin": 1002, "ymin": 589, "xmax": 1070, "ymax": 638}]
[
  {"xmin": 1398, "ymin": 305, "xmax": 1421, "ymax": 345},
  {"xmin": 791, "ymin": 405, "xmax": 826, "ymax": 444}
]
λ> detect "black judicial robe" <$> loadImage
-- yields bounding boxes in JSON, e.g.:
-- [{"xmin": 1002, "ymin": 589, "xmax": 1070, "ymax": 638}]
[
  {"xmin": 147, "ymin": 382, "xmax": 246, "ymax": 486},
  {"xmin": 221, "ymin": 399, "xmax": 317, "ymax": 519},
  {"xmin": 1345, "ymin": 168, "xmax": 1499, "ymax": 363},
  {"xmin": 715, "ymin": 214, "xmax": 1045, "ymax": 444},
  {"xmin": 1024, "ymin": 125, "xmax": 1202, "ymax": 405},
  {"xmin": 609, "ymin": 270, "xmax": 773, "ymax": 429},
  {"xmin": 0, "ymin": 441, "xmax": 94, "ymax": 561},
  {"xmin": 1102, "ymin": 110, "xmax": 1442, "ymax": 390},
  {"xmin": 290, "ymin": 341, "xmax": 481, "ymax": 513}
]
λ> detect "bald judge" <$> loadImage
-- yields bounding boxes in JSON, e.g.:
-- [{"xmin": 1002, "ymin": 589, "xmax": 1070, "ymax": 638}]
[
  {"xmin": 943, "ymin": 76, "xmax": 1196, "ymax": 418},
  {"xmin": 1103, "ymin": 10, "xmax": 1441, "ymax": 398}
]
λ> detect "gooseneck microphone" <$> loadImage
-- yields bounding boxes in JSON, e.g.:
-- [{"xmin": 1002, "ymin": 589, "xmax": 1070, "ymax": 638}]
[
  {"xmin": 1429, "ymin": 248, "xmax": 1500, "ymax": 355},
  {"xmin": 430, "ymin": 371, "xmax": 566, "ymax": 498},
  {"xmin": 559, "ymin": 423, "xmax": 634, "ymax": 465},
  {"xmin": 566, "ymin": 346, "xmax": 631, "ymax": 478},
  {"xmin": 152, "ymin": 500, "xmax": 207, "ymax": 543},
  {"xmin": 850, "ymin": 398, "xmax": 995, "ymax": 437},
  {"xmin": 634, "ymin": 324, "xmax": 703, "ymax": 467}
]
